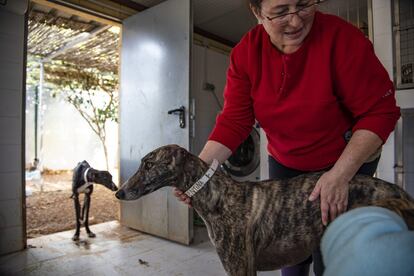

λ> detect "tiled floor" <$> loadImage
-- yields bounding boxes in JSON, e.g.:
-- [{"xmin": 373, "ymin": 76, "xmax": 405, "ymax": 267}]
[{"xmin": 0, "ymin": 221, "xmax": 280, "ymax": 276}]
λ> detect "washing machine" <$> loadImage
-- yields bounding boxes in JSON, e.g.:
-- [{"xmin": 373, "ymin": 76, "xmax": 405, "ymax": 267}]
[{"xmin": 222, "ymin": 125, "xmax": 261, "ymax": 182}]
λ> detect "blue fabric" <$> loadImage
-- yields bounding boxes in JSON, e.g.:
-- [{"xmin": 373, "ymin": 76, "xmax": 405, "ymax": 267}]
[{"xmin": 321, "ymin": 206, "xmax": 414, "ymax": 276}]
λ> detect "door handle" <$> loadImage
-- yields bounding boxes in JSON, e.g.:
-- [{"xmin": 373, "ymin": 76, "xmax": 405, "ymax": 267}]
[{"xmin": 168, "ymin": 106, "xmax": 185, "ymax": 128}]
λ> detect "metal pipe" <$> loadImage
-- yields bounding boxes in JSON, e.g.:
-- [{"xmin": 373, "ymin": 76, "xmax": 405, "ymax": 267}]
[
  {"xmin": 37, "ymin": 62, "xmax": 45, "ymax": 170},
  {"xmin": 34, "ymin": 85, "xmax": 39, "ymax": 160}
]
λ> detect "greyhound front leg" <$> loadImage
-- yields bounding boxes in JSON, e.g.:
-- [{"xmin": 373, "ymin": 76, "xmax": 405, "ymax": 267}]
[
  {"xmin": 84, "ymin": 193, "xmax": 96, "ymax": 238},
  {"xmin": 72, "ymin": 195, "xmax": 81, "ymax": 241}
]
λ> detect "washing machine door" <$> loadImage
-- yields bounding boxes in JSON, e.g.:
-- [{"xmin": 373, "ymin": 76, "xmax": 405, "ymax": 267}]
[{"xmin": 222, "ymin": 128, "xmax": 260, "ymax": 177}]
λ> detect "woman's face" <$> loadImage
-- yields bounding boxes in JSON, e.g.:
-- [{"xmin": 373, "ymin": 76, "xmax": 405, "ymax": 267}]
[{"xmin": 252, "ymin": 0, "xmax": 317, "ymax": 53}]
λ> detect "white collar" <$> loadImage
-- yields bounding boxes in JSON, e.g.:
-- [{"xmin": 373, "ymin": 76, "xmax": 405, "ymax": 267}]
[
  {"xmin": 184, "ymin": 159, "xmax": 219, "ymax": 198},
  {"xmin": 77, "ymin": 168, "xmax": 93, "ymax": 193}
]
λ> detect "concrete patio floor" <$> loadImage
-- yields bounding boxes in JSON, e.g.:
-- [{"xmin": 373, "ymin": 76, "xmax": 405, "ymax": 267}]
[{"xmin": 0, "ymin": 221, "xmax": 280, "ymax": 276}]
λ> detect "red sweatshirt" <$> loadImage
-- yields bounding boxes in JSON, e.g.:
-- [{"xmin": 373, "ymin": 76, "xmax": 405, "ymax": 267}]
[{"xmin": 209, "ymin": 12, "xmax": 400, "ymax": 171}]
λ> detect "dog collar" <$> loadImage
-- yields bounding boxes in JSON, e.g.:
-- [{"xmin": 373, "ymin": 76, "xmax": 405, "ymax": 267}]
[
  {"xmin": 184, "ymin": 159, "xmax": 219, "ymax": 198},
  {"xmin": 77, "ymin": 168, "xmax": 93, "ymax": 193}
]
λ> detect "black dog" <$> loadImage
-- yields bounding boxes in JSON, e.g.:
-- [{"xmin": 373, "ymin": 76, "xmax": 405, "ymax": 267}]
[{"xmin": 71, "ymin": 160, "xmax": 118, "ymax": 241}]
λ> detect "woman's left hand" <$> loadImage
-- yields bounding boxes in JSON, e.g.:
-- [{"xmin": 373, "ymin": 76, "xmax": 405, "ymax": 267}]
[{"xmin": 308, "ymin": 170, "xmax": 349, "ymax": 226}]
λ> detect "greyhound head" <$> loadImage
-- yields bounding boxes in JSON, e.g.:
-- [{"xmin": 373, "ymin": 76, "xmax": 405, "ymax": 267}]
[
  {"xmin": 115, "ymin": 144, "xmax": 203, "ymax": 201},
  {"xmin": 89, "ymin": 169, "xmax": 118, "ymax": 191}
]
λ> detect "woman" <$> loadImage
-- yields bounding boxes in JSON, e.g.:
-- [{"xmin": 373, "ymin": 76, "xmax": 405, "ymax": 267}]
[{"xmin": 175, "ymin": 0, "xmax": 400, "ymax": 275}]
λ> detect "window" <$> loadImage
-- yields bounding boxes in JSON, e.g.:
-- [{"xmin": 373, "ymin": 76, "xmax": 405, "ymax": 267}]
[
  {"xmin": 393, "ymin": 0, "xmax": 414, "ymax": 89},
  {"xmin": 319, "ymin": 0, "xmax": 371, "ymax": 39}
]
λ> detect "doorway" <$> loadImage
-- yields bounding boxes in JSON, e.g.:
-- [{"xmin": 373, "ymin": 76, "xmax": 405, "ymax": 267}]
[{"xmin": 25, "ymin": 0, "xmax": 121, "ymax": 238}]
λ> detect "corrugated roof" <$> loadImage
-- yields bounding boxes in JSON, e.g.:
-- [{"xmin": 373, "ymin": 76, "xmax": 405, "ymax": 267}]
[{"xmin": 28, "ymin": 5, "xmax": 119, "ymax": 74}]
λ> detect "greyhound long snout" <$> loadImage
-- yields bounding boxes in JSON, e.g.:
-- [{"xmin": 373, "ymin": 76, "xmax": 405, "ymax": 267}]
[{"xmin": 110, "ymin": 182, "xmax": 118, "ymax": 191}]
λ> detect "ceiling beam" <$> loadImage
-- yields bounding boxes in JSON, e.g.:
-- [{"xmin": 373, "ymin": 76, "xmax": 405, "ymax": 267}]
[
  {"xmin": 194, "ymin": 27, "xmax": 236, "ymax": 48},
  {"xmin": 32, "ymin": 0, "xmax": 123, "ymax": 27},
  {"xmin": 33, "ymin": 0, "xmax": 237, "ymax": 47},
  {"xmin": 107, "ymin": 0, "xmax": 147, "ymax": 12}
]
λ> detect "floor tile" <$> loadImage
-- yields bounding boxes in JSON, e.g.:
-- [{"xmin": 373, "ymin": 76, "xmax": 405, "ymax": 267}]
[
  {"xmin": 0, "ymin": 221, "xmax": 285, "ymax": 276},
  {"xmin": 0, "ymin": 250, "xmax": 37, "ymax": 274}
]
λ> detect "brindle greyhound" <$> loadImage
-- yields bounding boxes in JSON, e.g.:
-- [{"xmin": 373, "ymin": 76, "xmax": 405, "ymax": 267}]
[
  {"xmin": 71, "ymin": 160, "xmax": 118, "ymax": 241},
  {"xmin": 115, "ymin": 145, "xmax": 414, "ymax": 276}
]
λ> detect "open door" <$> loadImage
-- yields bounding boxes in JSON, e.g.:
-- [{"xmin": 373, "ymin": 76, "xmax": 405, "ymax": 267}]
[{"xmin": 119, "ymin": 0, "xmax": 192, "ymax": 244}]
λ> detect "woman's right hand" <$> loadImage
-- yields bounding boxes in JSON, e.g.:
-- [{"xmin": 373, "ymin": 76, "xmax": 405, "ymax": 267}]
[
  {"xmin": 173, "ymin": 140, "xmax": 230, "ymax": 208},
  {"xmin": 173, "ymin": 187, "xmax": 192, "ymax": 207}
]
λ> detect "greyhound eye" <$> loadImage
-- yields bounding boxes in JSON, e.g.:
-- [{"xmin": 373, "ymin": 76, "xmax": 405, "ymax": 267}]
[{"xmin": 144, "ymin": 162, "xmax": 153, "ymax": 170}]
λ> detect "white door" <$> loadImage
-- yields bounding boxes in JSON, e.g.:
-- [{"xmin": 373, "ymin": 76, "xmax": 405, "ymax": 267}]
[{"xmin": 119, "ymin": 0, "xmax": 192, "ymax": 244}]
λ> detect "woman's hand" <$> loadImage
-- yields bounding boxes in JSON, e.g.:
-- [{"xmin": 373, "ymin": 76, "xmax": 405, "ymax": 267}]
[
  {"xmin": 308, "ymin": 170, "xmax": 349, "ymax": 226},
  {"xmin": 173, "ymin": 141, "xmax": 231, "ymax": 207},
  {"xmin": 173, "ymin": 187, "xmax": 192, "ymax": 207},
  {"xmin": 308, "ymin": 130, "xmax": 383, "ymax": 226}
]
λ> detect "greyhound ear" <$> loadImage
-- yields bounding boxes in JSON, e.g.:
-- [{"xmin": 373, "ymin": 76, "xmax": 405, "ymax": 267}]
[{"xmin": 173, "ymin": 147, "xmax": 189, "ymax": 167}]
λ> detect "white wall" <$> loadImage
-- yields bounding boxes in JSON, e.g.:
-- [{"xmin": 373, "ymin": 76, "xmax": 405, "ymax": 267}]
[
  {"xmin": 0, "ymin": 0, "xmax": 28, "ymax": 255},
  {"xmin": 397, "ymin": 89, "xmax": 414, "ymax": 109},
  {"xmin": 372, "ymin": 0, "xmax": 414, "ymax": 183},
  {"xmin": 191, "ymin": 44, "xmax": 229, "ymax": 155},
  {"xmin": 25, "ymin": 90, "xmax": 119, "ymax": 171}
]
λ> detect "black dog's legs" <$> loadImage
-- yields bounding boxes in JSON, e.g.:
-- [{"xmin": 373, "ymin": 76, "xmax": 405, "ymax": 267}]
[
  {"xmin": 84, "ymin": 193, "xmax": 96, "ymax": 238},
  {"xmin": 72, "ymin": 195, "xmax": 81, "ymax": 241}
]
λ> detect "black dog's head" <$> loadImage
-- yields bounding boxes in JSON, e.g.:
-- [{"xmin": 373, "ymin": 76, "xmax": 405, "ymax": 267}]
[
  {"xmin": 90, "ymin": 170, "xmax": 118, "ymax": 191},
  {"xmin": 115, "ymin": 144, "xmax": 200, "ymax": 201}
]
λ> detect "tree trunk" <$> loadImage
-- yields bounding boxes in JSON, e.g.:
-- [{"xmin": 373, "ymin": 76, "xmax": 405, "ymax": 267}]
[{"xmin": 99, "ymin": 136, "xmax": 109, "ymax": 171}]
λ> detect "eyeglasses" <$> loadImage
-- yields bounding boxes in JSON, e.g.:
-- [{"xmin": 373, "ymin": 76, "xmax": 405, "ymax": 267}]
[{"xmin": 264, "ymin": 0, "xmax": 322, "ymax": 23}]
